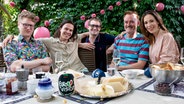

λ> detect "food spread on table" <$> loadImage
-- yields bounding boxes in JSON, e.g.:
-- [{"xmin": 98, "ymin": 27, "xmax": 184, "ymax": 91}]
[
  {"xmin": 75, "ymin": 76, "xmax": 132, "ymax": 98},
  {"xmin": 59, "ymin": 69, "xmax": 84, "ymax": 79},
  {"xmin": 151, "ymin": 62, "xmax": 184, "ymax": 70}
]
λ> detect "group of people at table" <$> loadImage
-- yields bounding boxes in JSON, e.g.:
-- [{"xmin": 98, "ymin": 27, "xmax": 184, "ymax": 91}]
[{"xmin": 2, "ymin": 9, "xmax": 179, "ymax": 77}]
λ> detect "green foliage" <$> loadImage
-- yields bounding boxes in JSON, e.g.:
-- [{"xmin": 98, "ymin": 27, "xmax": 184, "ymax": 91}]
[{"xmin": 2, "ymin": 0, "xmax": 184, "ymax": 46}]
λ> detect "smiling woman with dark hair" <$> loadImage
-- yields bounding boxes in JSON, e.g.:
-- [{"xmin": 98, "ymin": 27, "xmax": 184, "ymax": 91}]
[
  {"xmin": 38, "ymin": 19, "xmax": 88, "ymax": 73},
  {"xmin": 140, "ymin": 10, "xmax": 179, "ymax": 64},
  {"xmin": 53, "ymin": 20, "xmax": 78, "ymax": 41}
]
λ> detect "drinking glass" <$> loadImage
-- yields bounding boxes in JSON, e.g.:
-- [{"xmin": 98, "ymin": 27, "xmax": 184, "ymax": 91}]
[
  {"xmin": 112, "ymin": 49, "xmax": 120, "ymax": 66},
  {"xmin": 181, "ymin": 48, "xmax": 184, "ymax": 65},
  {"xmin": 112, "ymin": 49, "xmax": 121, "ymax": 76},
  {"xmin": 55, "ymin": 52, "xmax": 64, "ymax": 71}
]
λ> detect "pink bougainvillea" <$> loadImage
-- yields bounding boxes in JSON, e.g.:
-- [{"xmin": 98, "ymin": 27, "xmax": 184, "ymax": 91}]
[
  {"xmin": 21, "ymin": 9, "xmax": 27, "ymax": 12},
  {"xmin": 80, "ymin": 15, "xmax": 86, "ymax": 20},
  {"xmin": 156, "ymin": 2, "xmax": 165, "ymax": 12},
  {"xmin": 100, "ymin": 9, "xmax": 105, "ymax": 15},
  {"xmin": 181, "ymin": 5, "xmax": 184, "ymax": 14},
  {"xmin": 116, "ymin": 1, "xmax": 121, "ymax": 6},
  {"xmin": 35, "ymin": 16, "xmax": 40, "ymax": 23},
  {"xmin": 44, "ymin": 20, "xmax": 50, "ymax": 27},
  {"xmin": 108, "ymin": 5, "xmax": 113, "ymax": 11},
  {"xmin": 10, "ymin": 1, "xmax": 15, "ymax": 7},
  {"xmin": 91, "ymin": 13, "xmax": 96, "ymax": 18}
]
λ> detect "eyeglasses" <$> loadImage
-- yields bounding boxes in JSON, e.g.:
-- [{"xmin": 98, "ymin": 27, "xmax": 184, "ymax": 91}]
[
  {"xmin": 89, "ymin": 24, "xmax": 101, "ymax": 28},
  {"xmin": 21, "ymin": 23, "xmax": 34, "ymax": 28}
]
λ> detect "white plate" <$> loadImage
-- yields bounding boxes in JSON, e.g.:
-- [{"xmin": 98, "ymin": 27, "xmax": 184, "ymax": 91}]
[{"xmin": 121, "ymin": 69, "xmax": 144, "ymax": 76}]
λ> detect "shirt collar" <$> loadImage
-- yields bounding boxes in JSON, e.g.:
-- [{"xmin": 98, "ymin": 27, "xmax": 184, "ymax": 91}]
[
  {"xmin": 85, "ymin": 34, "xmax": 100, "ymax": 43},
  {"xmin": 53, "ymin": 38, "xmax": 73, "ymax": 44},
  {"xmin": 18, "ymin": 34, "xmax": 35, "ymax": 42}
]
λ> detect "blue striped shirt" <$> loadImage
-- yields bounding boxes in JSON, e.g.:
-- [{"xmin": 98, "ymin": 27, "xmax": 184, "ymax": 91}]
[{"xmin": 114, "ymin": 33, "xmax": 149, "ymax": 66}]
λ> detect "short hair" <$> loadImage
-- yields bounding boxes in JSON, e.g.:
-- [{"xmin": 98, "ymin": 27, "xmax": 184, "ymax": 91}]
[
  {"xmin": 53, "ymin": 19, "xmax": 78, "ymax": 41},
  {"xmin": 18, "ymin": 11, "xmax": 37, "ymax": 23},
  {"xmin": 88, "ymin": 17, "xmax": 102, "ymax": 26},
  {"xmin": 123, "ymin": 11, "xmax": 139, "ymax": 20}
]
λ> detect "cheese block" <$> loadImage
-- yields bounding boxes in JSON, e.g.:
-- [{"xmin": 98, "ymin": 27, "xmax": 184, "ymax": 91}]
[
  {"xmin": 88, "ymin": 84, "xmax": 114, "ymax": 96},
  {"xmin": 102, "ymin": 76, "xmax": 127, "ymax": 85},
  {"xmin": 94, "ymin": 84, "xmax": 106, "ymax": 96},
  {"xmin": 102, "ymin": 76, "xmax": 128, "ymax": 92},
  {"xmin": 106, "ymin": 82, "xmax": 125, "ymax": 92},
  {"xmin": 104, "ymin": 84, "xmax": 114, "ymax": 95}
]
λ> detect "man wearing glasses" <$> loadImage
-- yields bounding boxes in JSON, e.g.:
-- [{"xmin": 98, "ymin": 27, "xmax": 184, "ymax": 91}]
[
  {"xmin": 3, "ymin": 11, "xmax": 52, "ymax": 72},
  {"xmin": 79, "ymin": 18, "xmax": 115, "ymax": 72}
]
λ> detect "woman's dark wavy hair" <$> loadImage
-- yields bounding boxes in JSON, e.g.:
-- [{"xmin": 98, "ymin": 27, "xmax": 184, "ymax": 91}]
[
  {"xmin": 53, "ymin": 19, "xmax": 78, "ymax": 41},
  {"xmin": 140, "ymin": 10, "xmax": 168, "ymax": 45}
]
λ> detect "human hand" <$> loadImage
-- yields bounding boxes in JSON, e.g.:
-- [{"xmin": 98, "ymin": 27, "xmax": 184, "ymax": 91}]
[
  {"xmin": 2, "ymin": 35, "xmax": 14, "ymax": 47},
  {"xmin": 80, "ymin": 43, "xmax": 95, "ymax": 50},
  {"xmin": 10, "ymin": 60, "xmax": 22, "ymax": 72},
  {"xmin": 117, "ymin": 31, "xmax": 127, "ymax": 38},
  {"xmin": 106, "ymin": 44, "xmax": 114, "ymax": 55}
]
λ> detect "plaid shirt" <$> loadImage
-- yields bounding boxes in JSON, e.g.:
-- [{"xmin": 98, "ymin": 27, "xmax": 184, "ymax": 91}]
[{"xmin": 3, "ymin": 35, "xmax": 48, "ymax": 67}]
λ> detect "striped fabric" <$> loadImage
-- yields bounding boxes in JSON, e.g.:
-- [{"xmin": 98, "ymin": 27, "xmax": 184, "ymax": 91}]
[{"xmin": 114, "ymin": 33, "xmax": 149, "ymax": 66}]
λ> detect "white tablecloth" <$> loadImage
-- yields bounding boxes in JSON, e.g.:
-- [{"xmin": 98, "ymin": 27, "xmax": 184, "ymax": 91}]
[{"xmin": 2, "ymin": 74, "xmax": 184, "ymax": 104}]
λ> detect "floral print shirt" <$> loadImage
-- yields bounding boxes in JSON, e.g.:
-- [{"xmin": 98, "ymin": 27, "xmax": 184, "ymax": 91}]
[{"xmin": 3, "ymin": 35, "xmax": 48, "ymax": 67}]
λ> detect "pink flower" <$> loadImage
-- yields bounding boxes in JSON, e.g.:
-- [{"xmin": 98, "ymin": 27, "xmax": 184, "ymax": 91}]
[
  {"xmin": 116, "ymin": 1, "xmax": 121, "ymax": 6},
  {"xmin": 156, "ymin": 2, "xmax": 165, "ymax": 12},
  {"xmin": 108, "ymin": 5, "xmax": 113, "ymax": 11},
  {"xmin": 181, "ymin": 5, "xmax": 184, "ymax": 14},
  {"xmin": 91, "ymin": 13, "xmax": 96, "ymax": 18},
  {"xmin": 21, "ymin": 9, "xmax": 27, "ymax": 12},
  {"xmin": 123, "ymin": 0, "xmax": 127, "ymax": 2},
  {"xmin": 10, "ymin": 1, "xmax": 15, "ymax": 7},
  {"xmin": 35, "ymin": 16, "xmax": 40, "ymax": 22},
  {"xmin": 44, "ymin": 20, "xmax": 50, "ymax": 27},
  {"xmin": 80, "ymin": 15, "xmax": 86, "ymax": 21},
  {"xmin": 100, "ymin": 9, "xmax": 105, "ymax": 15}
]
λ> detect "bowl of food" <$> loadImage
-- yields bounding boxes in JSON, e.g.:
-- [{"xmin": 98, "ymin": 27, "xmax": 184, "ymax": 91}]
[{"xmin": 150, "ymin": 62, "xmax": 184, "ymax": 84}]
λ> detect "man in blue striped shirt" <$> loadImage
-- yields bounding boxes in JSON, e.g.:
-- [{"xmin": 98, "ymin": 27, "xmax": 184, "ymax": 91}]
[{"xmin": 114, "ymin": 11, "xmax": 149, "ymax": 71}]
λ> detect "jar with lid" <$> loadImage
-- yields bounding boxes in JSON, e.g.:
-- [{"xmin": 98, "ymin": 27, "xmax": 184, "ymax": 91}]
[
  {"xmin": 5, "ymin": 73, "xmax": 18, "ymax": 95},
  {"xmin": 35, "ymin": 77, "xmax": 54, "ymax": 100}
]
